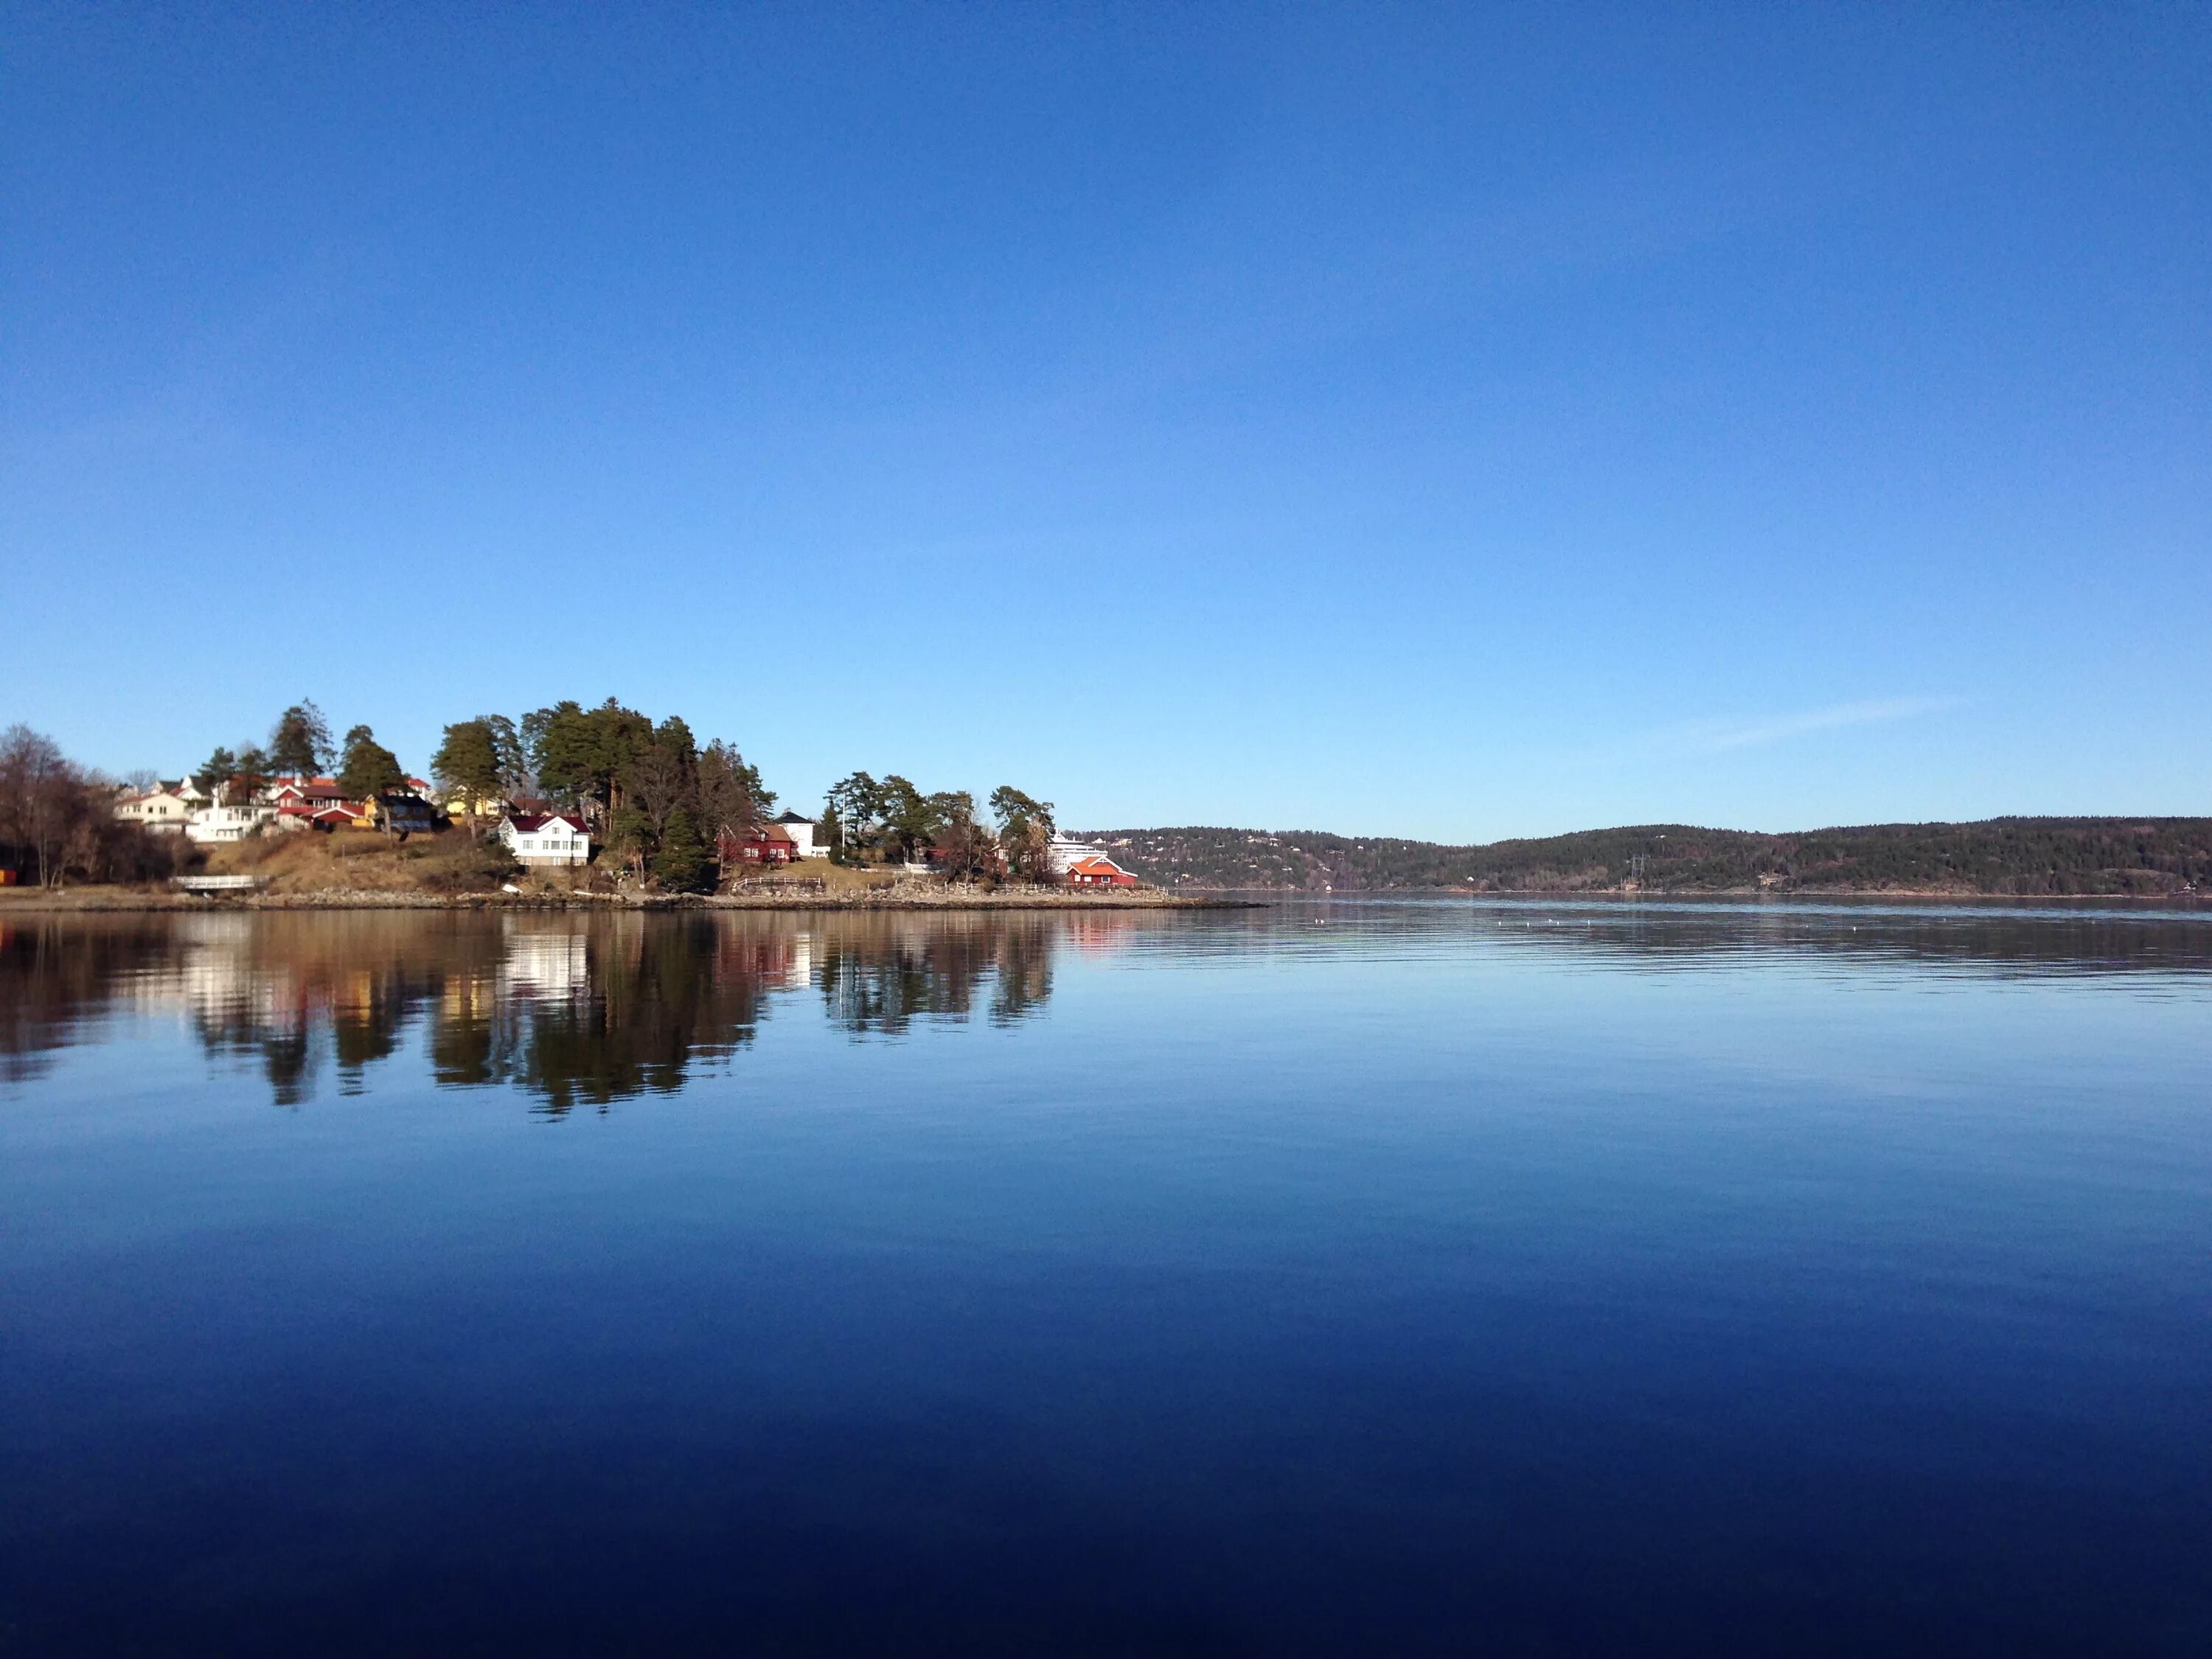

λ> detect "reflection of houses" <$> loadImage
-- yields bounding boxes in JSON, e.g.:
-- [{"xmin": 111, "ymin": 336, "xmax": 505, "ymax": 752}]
[
  {"xmin": 718, "ymin": 821, "xmax": 800, "ymax": 866},
  {"xmin": 499, "ymin": 925, "xmax": 589, "ymax": 1003},
  {"xmin": 498, "ymin": 812, "xmax": 591, "ymax": 866}
]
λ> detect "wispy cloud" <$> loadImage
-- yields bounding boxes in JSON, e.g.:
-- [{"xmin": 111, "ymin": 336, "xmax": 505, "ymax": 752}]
[{"xmin": 1650, "ymin": 696, "xmax": 1961, "ymax": 758}]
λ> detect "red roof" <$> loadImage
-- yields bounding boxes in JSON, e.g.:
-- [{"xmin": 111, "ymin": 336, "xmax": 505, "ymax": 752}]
[
  {"xmin": 507, "ymin": 813, "xmax": 586, "ymax": 834},
  {"xmin": 1067, "ymin": 855, "xmax": 1138, "ymax": 886}
]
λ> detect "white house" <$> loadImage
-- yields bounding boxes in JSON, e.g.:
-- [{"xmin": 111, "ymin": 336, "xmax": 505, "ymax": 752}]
[
  {"xmin": 772, "ymin": 810, "xmax": 827, "ymax": 859},
  {"xmin": 186, "ymin": 800, "xmax": 278, "ymax": 844},
  {"xmin": 116, "ymin": 784, "xmax": 198, "ymax": 835},
  {"xmin": 498, "ymin": 812, "xmax": 591, "ymax": 867}
]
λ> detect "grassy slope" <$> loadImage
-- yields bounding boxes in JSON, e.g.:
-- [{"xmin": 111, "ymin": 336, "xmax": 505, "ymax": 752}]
[
  {"xmin": 204, "ymin": 827, "xmax": 527, "ymax": 894},
  {"xmin": 209, "ymin": 835, "xmax": 906, "ymax": 897}
]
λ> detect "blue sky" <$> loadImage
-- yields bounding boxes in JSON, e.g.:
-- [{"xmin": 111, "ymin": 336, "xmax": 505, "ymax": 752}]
[{"xmin": 4, "ymin": 3, "xmax": 2206, "ymax": 841}]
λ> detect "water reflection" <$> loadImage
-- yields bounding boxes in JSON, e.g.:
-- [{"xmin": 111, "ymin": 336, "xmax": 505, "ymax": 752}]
[
  {"xmin": 4, "ymin": 902, "xmax": 2210, "ymax": 1107},
  {"xmin": 0, "ymin": 912, "xmax": 1114, "ymax": 1112},
  {"xmin": 1172, "ymin": 896, "xmax": 2212, "ymax": 980}
]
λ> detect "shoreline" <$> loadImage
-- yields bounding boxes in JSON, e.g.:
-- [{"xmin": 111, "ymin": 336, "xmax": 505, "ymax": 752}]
[
  {"xmin": 3, "ymin": 886, "xmax": 2201, "ymax": 913},
  {"xmin": 0, "ymin": 886, "xmax": 1253, "ymax": 914}
]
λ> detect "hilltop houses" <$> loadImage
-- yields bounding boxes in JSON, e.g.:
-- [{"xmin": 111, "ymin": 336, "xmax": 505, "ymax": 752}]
[
  {"xmin": 162, "ymin": 773, "xmax": 450, "ymax": 844},
  {"xmin": 115, "ymin": 748, "xmax": 1142, "ymax": 894}
]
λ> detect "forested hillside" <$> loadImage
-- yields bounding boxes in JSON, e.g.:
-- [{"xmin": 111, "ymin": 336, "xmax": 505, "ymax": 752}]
[{"xmin": 1076, "ymin": 819, "xmax": 2212, "ymax": 897}]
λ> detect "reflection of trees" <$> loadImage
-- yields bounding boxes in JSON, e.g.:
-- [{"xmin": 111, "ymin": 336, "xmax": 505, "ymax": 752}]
[
  {"xmin": 990, "ymin": 924, "xmax": 1055, "ymax": 1026},
  {"xmin": 512, "ymin": 919, "xmax": 773, "ymax": 1116},
  {"xmin": 168, "ymin": 916, "xmax": 492, "ymax": 1106},
  {"xmin": 0, "ymin": 911, "xmax": 1019, "ymax": 1110},
  {"xmin": 10, "ymin": 906, "xmax": 2211, "ymax": 1108},
  {"xmin": 816, "ymin": 915, "xmax": 1060, "ymax": 1037},
  {"xmin": 0, "ymin": 912, "xmax": 1086, "ymax": 1109},
  {"xmin": 0, "ymin": 918, "xmax": 182, "ymax": 1085}
]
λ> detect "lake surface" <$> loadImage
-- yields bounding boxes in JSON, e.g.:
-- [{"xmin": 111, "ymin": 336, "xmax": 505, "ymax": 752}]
[{"xmin": 4, "ymin": 901, "xmax": 2208, "ymax": 1656}]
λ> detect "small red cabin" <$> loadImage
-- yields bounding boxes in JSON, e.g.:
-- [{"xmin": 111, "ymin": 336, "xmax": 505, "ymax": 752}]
[
  {"xmin": 1064, "ymin": 854, "xmax": 1139, "ymax": 888},
  {"xmin": 717, "ymin": 821, "xmax": 799, "ymax": 866}
]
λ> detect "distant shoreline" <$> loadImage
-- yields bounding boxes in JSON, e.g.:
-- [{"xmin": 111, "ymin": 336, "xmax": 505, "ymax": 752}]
[
  {"xmin": 1089, "ymin": 818, "xmax": 2211, "ymax": 900},
  {"xmin": 1184, "ymin": 885, "xmax": 2210, "ymax": 905}
]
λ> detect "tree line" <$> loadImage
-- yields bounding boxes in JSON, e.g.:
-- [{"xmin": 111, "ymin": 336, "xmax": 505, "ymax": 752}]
[
  {"xmin": 433, "ymin": 699, "xmax": 1062, "ymax": 889},
  {"xmin": 193, "ymin": 700, "xmax": 411, "ymax": 809},
  {"xmin": 429, "ymin": 698, "xmax": 772, "ymax": 890},
  {"xmin": 820, "ymin": 776, "xmax": 1058, "ymax": 880}
]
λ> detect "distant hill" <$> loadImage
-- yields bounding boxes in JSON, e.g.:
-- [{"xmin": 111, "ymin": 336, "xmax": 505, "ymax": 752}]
[{"xmin": 1074, "ymin": 818, "xmax": 2212, "ymax": 897}]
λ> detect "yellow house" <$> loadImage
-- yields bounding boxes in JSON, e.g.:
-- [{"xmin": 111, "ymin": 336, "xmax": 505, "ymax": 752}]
[{"xmin": 440, "ymin": 786, "xmax": 507, "ymax": 821}]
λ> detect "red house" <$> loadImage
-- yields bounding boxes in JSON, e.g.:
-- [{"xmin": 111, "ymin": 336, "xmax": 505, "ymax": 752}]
[
  {"xmin": 270, "ymin": 777, "xmax": 367, "ymax": 832},
  {"xmin": 717, "ymin": 821, "xmax": 800, "ymax": 866},
  {"xmin": 1064, "ymin": 854, "xmax": 1139, "ymax": 888}
]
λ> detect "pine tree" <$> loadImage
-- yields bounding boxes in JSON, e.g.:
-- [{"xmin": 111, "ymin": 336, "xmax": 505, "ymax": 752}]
[
  {"xmin": 268, "ymin": 701, "xmax": 335, "ymax": 778},
  {"xmin": 651, "ymin": 807, "xmax": 710, "ymax": 892}
]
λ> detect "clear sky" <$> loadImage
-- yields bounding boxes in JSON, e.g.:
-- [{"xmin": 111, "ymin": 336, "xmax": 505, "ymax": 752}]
[{"xmin": 4, "ymin": 3, "xmax": 2206, "ymax": 841}]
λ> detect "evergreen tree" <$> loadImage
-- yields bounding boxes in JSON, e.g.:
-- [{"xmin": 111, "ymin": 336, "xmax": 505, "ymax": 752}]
[
  {"xmin": 695, "ymin": 741, "xmax": 761, "ymax": 840},
  {"xmin": 268, "ymin": 701, "xmax": 335, "ymax": 778},
  {"xmin": 338, "ymin": 726, "xmax": 406, "ymax": 833},
  {"xmin": 990, "ymin": 785, "xmax": 1056, "ymax": 881},
  {"xmin": 523, "ymin": 698, "xmax": 651, "ymax": 822},
  {"xmin": 605, "ymin": 807, "xmax": 653, "ymax": 881},
  {"xmin": 651, "ymin": 807, "xmax": 711, "ymax": 892},
  {"xmin": 193, "ymin": 747, "xmax": 237, "ymax": 796},
  {"xmin": 431, "ymin": 719, "xmax": 504, "ymax": 834},
  {"xmin": 229, "ymin": 747, "xmax": 272, "ymax": 807}
]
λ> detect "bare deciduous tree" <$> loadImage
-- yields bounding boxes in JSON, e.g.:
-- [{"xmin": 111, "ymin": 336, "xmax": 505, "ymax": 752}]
[{"xmin": 0, "ymin": 726, "xmax": 181, "ymax": 888}]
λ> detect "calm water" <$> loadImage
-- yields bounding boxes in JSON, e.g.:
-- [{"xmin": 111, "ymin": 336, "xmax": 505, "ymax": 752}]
[{"xmin": 3, "ymin": 902, "xmax": 2208, "ymax": 1656}]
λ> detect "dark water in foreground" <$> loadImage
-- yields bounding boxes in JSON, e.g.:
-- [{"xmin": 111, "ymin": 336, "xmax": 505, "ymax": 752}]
[{"xmin": 3, "ymin": 902, "xmax": 2208, "ymax": 1656}]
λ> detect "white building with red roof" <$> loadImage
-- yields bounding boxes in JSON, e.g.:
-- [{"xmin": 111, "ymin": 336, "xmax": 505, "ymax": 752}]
[{"xmin": 498, "ymin": 811, "xmax": 591, "ymax": 867}]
